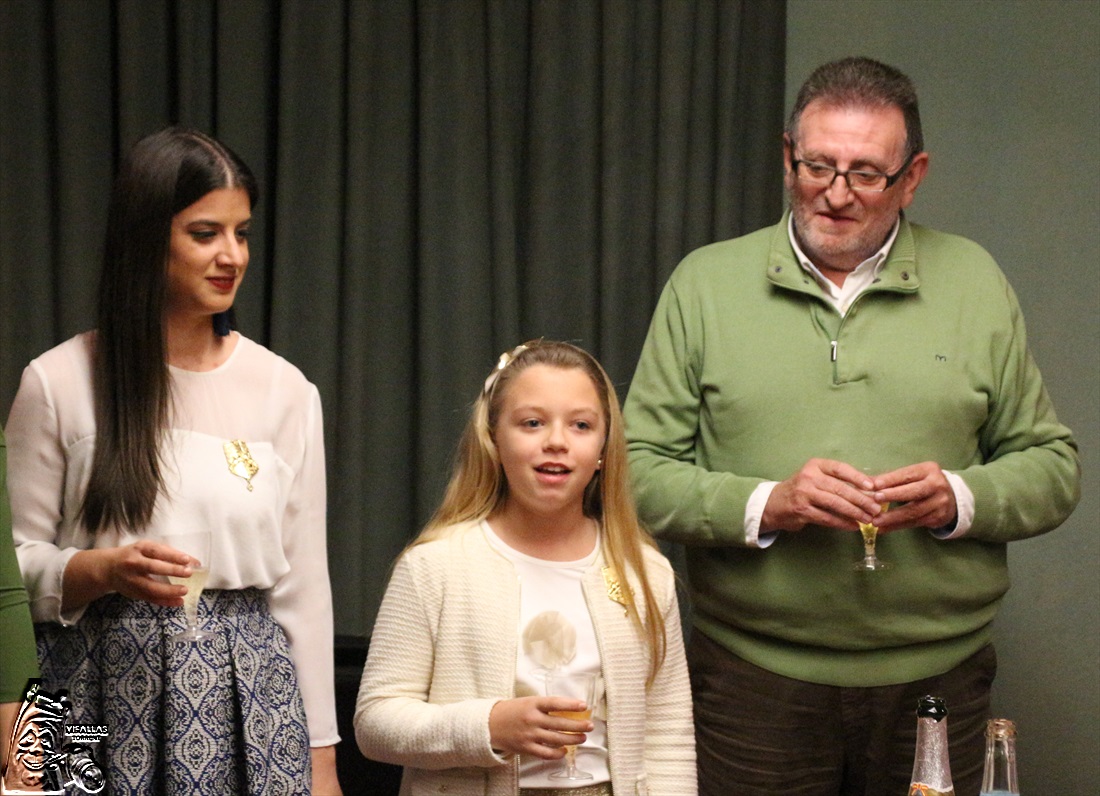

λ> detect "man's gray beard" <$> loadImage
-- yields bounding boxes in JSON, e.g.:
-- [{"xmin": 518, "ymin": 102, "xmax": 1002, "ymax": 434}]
[{"xmin": 785, "ymin": 187, "xmax": 895, "ymax": 271}]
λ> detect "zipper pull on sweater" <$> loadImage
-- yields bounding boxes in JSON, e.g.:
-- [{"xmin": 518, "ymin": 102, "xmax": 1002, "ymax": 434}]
[{"xmin": 831, "ymin": 340, "xmax": 838, "ymax": 362}]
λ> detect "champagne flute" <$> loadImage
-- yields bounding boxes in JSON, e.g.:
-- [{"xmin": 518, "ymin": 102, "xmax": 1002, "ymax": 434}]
[
  {"xmin": 545, "ymin": 670, "xmax": 597, "ymax": 781},
  {"xmin": 162, "ymin": 530, "xmax": 216, "ymax": 642},
  {"xmin": 854, "ymin": 469, "xmax": 890, "ymax": 571}
]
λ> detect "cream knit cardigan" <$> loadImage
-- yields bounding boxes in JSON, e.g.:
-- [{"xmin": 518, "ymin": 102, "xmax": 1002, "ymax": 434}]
[{"xmin": 354, "ymin": 520, "xmax": 697, "ymax": 796}]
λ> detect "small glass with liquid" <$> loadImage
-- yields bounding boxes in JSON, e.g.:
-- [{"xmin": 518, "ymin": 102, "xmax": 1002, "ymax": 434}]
[
  {"xmin": 854, "ymin": 469, "xmax": 890, "ymax": 571},
  {"xmin": 544, "ymin": 670, "xmax": 598, "ymax": 781},
  {"xmin": 163, "ymin": 530, "xmax": 216, "ymax": 642}
]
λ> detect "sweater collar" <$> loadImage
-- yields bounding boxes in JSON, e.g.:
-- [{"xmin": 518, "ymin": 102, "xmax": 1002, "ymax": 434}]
[{"xmin": 767, "ymin": 211, "xmax": 920, "ymax": 296}]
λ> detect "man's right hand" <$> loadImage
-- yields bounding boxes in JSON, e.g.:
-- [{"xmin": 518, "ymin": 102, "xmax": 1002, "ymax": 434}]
[{"xmin": 760, "ymin": 458, "xmax": 883, "ymax": 533}]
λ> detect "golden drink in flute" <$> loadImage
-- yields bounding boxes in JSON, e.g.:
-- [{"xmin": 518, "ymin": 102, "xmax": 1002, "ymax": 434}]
[
  {"xmin": 163, "ymin": 530, "xmax": 217, "ymax": 642},
  {"xmin": 854, "ymin": 502, "xmax": 891, "ymax": 570},
  {"xmin": 854, "ymin": 467, "xmax": 890, "ymax": 570},
  {"xmin": 544, "ymin": 671, "xmax": 598, "ymax": 781}
]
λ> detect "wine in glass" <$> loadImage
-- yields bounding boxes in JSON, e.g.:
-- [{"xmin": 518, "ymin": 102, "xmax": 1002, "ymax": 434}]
[
  {"xmin": 545, "ymin": 670, "xmax": 598, "ymax": 782},
  {"xmin": 163, "ymin": 531, "xmax": 216, "ymax": 642},
  {"xmin": 854, "ymin": 470, "xmax": 890, "ymax": 571}
]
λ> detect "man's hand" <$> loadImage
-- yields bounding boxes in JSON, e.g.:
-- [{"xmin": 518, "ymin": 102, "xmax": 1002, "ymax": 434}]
[
  {"xmin": 871, "ymin": 461, "xmax": 957, "ymax": 533},
  {"xmin": 761, "ymin": 458, "xmax": 958, "ymax": 535},
  {"xmin": 760, "ymin": 458, "xmax": 883, "ymax": 533}
]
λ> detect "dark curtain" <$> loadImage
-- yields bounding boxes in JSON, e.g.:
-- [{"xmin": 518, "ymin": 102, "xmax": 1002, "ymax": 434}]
[{"xmin": 0, "ymin": 0, "xmax": 786, "ymax": 637}]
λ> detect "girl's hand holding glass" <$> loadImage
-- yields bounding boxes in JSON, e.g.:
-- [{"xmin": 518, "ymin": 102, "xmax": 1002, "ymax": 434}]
[
  {"xmin": 488, "ymin": 695, "xmax": 592, "ymax": 759},
  {"xmin": 544, "ymin": 671, "xmax": 598, "ymax": 780}
]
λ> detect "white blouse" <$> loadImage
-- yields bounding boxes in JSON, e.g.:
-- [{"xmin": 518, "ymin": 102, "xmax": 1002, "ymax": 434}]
[{"xmin": 4, "ymin": 331, "xmax": 339, "ymax": 746}]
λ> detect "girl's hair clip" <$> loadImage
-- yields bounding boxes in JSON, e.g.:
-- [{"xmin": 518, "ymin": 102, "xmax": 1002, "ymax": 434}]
[{"xmin": 482, "ymin": 343, "xmax": 530, "ymax": 395}]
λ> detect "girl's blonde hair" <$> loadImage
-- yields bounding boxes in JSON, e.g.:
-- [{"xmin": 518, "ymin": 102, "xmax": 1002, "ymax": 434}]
[{"xmin": 417, "ymin": 340, "xmax": 667, "ymax": 684}]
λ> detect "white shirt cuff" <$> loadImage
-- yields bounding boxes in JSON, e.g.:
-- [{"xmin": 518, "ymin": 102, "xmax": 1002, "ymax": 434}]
[
  {"xmin": 745, "ymin": 482, "xmax": 779, "ymax": 548},
  {"xmin": 930, "ymin": 470, "xmax": 974, "ymax": 539}
]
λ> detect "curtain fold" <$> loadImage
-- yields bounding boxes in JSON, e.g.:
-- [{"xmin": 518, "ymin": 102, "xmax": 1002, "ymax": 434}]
[{"xmin": 0, "ymin": 0, "xmax": 786, "ymax": 636}]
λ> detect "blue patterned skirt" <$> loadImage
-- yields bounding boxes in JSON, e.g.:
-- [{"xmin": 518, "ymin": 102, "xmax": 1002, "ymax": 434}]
[{"xmin": 35, "ymin": 588, "xmax": 311, "ymax": 795}]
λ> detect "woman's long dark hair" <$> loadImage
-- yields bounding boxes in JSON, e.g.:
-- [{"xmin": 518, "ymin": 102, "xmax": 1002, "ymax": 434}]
[{"xmin": 80, "ymin": 127, "xmax": 257, "ymax": 535}]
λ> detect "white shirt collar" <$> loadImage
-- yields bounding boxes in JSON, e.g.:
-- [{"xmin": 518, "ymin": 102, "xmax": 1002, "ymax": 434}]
[{"xmin": 786, "ymin": 214, "xmax": 901, "ymax": 315}]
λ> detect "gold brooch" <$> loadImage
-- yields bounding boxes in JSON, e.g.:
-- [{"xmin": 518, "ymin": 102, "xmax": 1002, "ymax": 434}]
[
  {"xmin": 223, "ymin": 439, "xmax": 258, "ymax": 491},
  {"xmin": 602, "ymin": 566, "xmax": 630, "ymax": 615}
]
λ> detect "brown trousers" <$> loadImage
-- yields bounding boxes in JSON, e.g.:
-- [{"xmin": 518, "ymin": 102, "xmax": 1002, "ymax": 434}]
[{"xmin": 689, "ymin": 631, "xmax": 996, "ymax": 796}]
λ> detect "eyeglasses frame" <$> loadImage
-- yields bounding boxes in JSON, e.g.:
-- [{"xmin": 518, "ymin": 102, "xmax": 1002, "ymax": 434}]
[{"xmin": 788, "ymin": 146, "xmax": 918, "ymax": 193}]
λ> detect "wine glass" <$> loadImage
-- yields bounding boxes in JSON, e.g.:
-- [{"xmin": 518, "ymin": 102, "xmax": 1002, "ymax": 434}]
[
  {"xmin": 853, "ymin": 469, "xmax": 890, "ymax": 571},
  {"xmin": 544, "ymin": 670, "xmax": 597, "ymax": 781},
  {"xmin": 162, "ymin": 530, "xmax": 216, "ymax": 642}
]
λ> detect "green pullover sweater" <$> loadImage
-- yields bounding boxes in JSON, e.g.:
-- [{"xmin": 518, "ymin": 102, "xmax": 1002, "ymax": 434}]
[
  {"xmin": 1, "ymin": 430, "xmax": 39, "ymax": 703},
  {"xmin": 623, "ymin": 213, "xmax": 1080, "ymax": 687}
]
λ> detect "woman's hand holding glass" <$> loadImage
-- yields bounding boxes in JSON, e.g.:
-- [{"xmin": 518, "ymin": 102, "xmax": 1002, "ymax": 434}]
[
  {"xmin": 61, "ymin": 538, "xmax": 201, "ymax": 613},
  {"xmin": 488, "ymin": 693, "xmax": 593, "ymax": 760},
  {"xmin": 159, "ymin": 531, "xmax": 215, "ymax": 642}
]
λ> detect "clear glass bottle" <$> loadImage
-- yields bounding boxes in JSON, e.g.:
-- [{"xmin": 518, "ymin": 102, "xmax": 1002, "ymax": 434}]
[
  {"xmin": 979, "ymin": 718, "xmax": 1020, "ymax": 796},
  {"xmin": 908, "ymin": 695, "xmax": 955, "ymax": 796}
]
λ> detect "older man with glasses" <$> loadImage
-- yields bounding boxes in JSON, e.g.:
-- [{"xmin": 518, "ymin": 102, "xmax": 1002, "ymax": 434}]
[{"xmin": 623, "ymin": 56, "xmax": 1079, "ymax": 795}]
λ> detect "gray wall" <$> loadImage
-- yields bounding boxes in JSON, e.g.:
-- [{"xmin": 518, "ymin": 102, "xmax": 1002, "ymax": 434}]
[{"xmin": 787, "ymin": 0, "xmax": 1099, "ymax": 790}]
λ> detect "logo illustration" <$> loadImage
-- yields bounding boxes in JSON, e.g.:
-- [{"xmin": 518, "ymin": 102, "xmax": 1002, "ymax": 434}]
[{"xmin": 1, "ymin": 681, "xmax": 105, "ymax": 795}]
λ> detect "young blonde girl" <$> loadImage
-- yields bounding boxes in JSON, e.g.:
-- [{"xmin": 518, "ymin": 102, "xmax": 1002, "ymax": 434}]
[{"xmin": 354, "ymin": 340, "xmax": 696, "ymax": 795}]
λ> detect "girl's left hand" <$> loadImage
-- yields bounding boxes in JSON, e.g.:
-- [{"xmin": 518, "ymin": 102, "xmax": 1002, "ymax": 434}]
[{"xmin": 488, "ymin": 696, "xmax": 592, "ymax": 758}]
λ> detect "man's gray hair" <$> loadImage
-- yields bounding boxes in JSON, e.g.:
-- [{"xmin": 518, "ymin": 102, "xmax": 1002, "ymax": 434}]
[{"xmin": 786, "ymin": 56, "xmax": 924, "ymax": 158}]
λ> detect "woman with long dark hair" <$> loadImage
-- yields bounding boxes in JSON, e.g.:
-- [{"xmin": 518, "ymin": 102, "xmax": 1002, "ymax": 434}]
[{"xmin": 5, "ymin": 127, "xmax": 342, "ymax": 794}]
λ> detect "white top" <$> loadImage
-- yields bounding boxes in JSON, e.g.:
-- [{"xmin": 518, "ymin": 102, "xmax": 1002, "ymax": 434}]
[
  {"xmin": 4, "ymin": 331, "xmax": 339, "ymax": 746},
  {"xmin": 482, "ymin": 521, "xmax": 610, "ymax": 786}
]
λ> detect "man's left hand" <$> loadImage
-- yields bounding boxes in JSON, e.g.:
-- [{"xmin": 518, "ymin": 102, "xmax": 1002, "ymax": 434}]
[{"xmin": 872, "ymin": 461, "xmax": 957, "ymax": 533}]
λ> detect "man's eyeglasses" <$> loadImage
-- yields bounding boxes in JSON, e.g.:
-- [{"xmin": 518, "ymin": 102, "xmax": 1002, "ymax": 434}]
[{"xmin": 790, "ymin": 148, "xmax": 917, "ymax": 193}]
